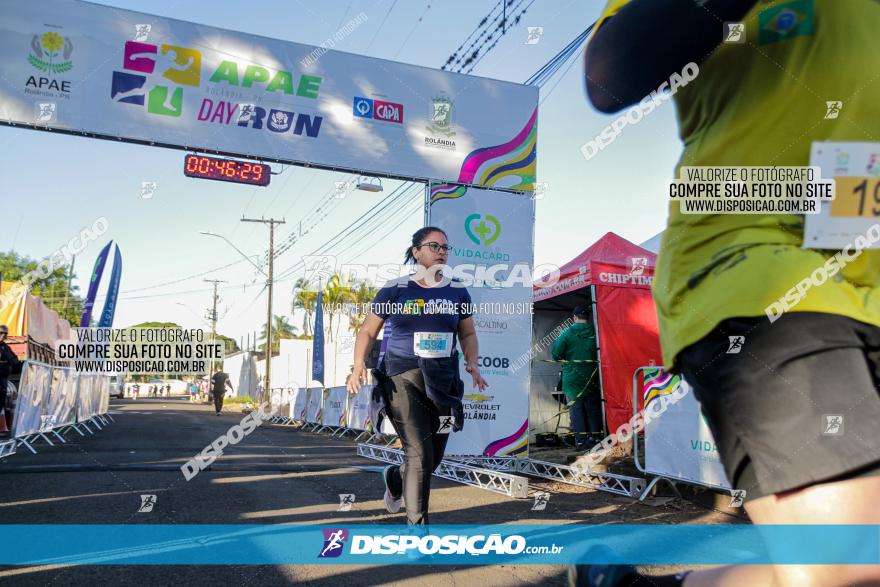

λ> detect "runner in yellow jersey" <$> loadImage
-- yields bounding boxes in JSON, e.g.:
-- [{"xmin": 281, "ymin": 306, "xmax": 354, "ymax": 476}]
[{"xmin": 573, "ymin": 1, "xmax": 880, "ymax": 586}]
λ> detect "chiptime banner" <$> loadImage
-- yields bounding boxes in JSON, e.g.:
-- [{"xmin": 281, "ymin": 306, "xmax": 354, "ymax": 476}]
[
  {"xmin": 642, "ymin": 368, "xmax": 731, "ymax": 490},
  {"xmin": 0, "ymin": 0, "xmax": 537, "ymax": 188},
  {"xmin": 429, "ymin": 186, "xmax": 534, "ymax": 456}
]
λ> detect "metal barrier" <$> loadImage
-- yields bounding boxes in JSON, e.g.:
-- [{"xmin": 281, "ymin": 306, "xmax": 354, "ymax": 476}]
[
  {"xmin": 4, "ymin": 361, "xmax": 112, "ymax": 457},
  {"xmin": 452, "ymin": 455, "xmax": 646, "ymax": 498},
  {"xmin": 357, "ymin": 443, "xmax": 529, "ymax": 498}
]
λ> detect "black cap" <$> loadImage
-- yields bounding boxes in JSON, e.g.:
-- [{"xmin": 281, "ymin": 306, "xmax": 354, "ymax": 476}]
[{"xmin": 573, "ymin": 304, "xmax": 590, "ymax": 317}]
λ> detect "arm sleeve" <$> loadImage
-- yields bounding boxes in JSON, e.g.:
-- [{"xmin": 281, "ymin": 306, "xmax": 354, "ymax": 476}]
[
  {"xmin": 458, "ymin": 288, "xmax": 474, "ymax": 319},
  {"xmin": 585, "ymin": 0, "xmax": 761, "ymax": 112},
  {"xmin": 369, "ymin": 286, "xmax": 395, "ymax": 320},
  {"xmin": 551, "ymin": 330, "xmax": 568, "ymax": 361}
]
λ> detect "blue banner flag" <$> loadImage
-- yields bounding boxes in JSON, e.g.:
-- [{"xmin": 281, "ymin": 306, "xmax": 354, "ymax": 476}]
[
  {"xmin": 80, "ymin": 241, "xmax": 112, "ymax": 327},
  {"xmin": 312, "ymin": 288, "xmax": 324, "ymax": 385},
  {"xmin": 97, "ymin": 245, "xmax": 122, "ymax": 328}
]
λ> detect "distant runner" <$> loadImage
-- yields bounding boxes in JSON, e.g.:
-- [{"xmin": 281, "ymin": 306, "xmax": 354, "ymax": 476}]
[{"xmin": 211, "ymin": 368, "xmax": 233, "ymax": 416}]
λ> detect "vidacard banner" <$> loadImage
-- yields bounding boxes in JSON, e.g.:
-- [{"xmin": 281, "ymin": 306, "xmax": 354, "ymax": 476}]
[
  {"xmin": 642, "ymin": 369, "xmax": 732, "ymax": 490},
  {"xmin": 0, "ymin": 0, "xmax": 537, "ymax": 188},
  {"xmin": 429, "ymin": 186, "xmax": 534, "ymax": 457}
]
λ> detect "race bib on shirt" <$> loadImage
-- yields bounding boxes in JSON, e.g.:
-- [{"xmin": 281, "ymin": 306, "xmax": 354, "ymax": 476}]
[{"xmin": 413, "ymin": 332, "xmax": 453, "ymax": 358}]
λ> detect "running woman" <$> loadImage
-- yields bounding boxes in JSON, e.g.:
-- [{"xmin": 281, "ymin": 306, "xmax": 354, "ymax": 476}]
[
  {"xmin": 347, "ymin": 226, "xmax": 489, "ymax": 525},
  {"xmin": 575, "ymin": 1, "xmax": 880, "ymax": 586}
]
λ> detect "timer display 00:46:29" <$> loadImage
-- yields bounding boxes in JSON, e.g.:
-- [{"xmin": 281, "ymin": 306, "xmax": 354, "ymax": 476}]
[{"xmin": 183, "ymin": 155, "xmax": 271, "ymax": 186}]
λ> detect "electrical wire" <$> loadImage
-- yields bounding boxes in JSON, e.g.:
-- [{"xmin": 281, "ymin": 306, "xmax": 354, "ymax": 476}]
[{"xmin": 364, "ymin": 0, "xmax": 398, "ymax": 53}]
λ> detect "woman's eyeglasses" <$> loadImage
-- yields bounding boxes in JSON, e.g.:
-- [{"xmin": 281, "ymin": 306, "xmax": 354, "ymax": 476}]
[{"xmin": 417, "ymin": 242, "xmax": 451, "ymax": 253}]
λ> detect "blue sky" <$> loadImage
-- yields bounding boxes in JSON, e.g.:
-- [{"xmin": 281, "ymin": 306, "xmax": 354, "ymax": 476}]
[{"xmin": 1, "ymin": 0, "xmax": 683, "ymax": 343}]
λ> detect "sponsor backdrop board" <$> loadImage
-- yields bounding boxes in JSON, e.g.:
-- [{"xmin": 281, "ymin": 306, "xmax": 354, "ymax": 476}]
[
  {"xmin": 321, "ymin": 386, "xmax": 348, "ymax": 428},
  {"xmin": 429, "ymin": 186, "xmax": 534, "ymax": 456},
  {"xmin": 642, "ymin": 368, "xmax": 732, "ymax": 490},
  {"xmin": 0, "ymin": 0, "xmax": 537, "ymax": 188}
]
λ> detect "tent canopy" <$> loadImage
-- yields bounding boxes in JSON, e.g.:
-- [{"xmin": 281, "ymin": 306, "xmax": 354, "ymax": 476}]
[
  {"xmin": 530, "ymin": 232, "xmax": 662, "ymax": 437},
  {"xmin": 534, "ymin": 232, "xmax": 657, "ymax": 303},
  {"xmin": 0, "ymin": 281, "xmax": 71, "ymax": 345}
]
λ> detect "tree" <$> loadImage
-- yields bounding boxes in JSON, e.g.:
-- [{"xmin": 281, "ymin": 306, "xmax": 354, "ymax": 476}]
[
  {"xmin": 322, "ymin": 274, "xmax": 355, "ymax": 342},
  {"xmin": 348, "ymin": 280, "xmax": 379, "ymax": 336},
  {"xmin": 291, "ymin": 277, "xmax": 318, "ymax": 336},
  {"xmin": 260, "ymin": 314, "xmax": 297, "ymax": 355},
  {"xmin": 0, "ymin": 251, "xmax": 83, "ymax": 325}
]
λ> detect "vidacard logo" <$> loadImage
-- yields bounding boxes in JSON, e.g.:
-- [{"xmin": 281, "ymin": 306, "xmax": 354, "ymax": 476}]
[
  {"xmin": 318, "ymin": 528, "xmax": 348, "ymax": 558},
  {"xmin": 111, "ymin": 41, "xmax": 202, "ymax": 117}
]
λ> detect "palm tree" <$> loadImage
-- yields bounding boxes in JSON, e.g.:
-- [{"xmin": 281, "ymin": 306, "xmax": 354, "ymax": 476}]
[
  {"xmin": 291, "ymin": 278, "xmax": 318, "ymax": 336},
  {"xmin": 260, "ymin": 314, "xmax": 298, "ymax": 355},
  {"xmin": 348, "ymin": 279, "xmax": 379, "ymax": 336},
  {"xmin": 321, "ymin": 274, "xmax": 355, "ymax": 342}
]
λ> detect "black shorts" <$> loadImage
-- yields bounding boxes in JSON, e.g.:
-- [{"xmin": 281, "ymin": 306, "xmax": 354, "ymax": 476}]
[{"xmin": 678, "ymin": 311, "xmax": 880, "ymax": 501}]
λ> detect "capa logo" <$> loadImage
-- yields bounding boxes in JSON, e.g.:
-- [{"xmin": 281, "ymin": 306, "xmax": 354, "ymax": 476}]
[
  {"xmin": 319, "ymin": 528, "xmax": 348, "ymax": 558},
  {"xmin": 353, "ymin": 97, "xmax": 404, "ymax": 123}
]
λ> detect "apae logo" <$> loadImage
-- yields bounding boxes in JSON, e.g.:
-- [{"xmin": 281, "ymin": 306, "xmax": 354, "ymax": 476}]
[
  {"xmin": 28, "ymin": 32, "xmax": 73, "ymax": 74},
  {"xmin": 25, "ymin": 31, "xmax": 74, "ymax": 98}
]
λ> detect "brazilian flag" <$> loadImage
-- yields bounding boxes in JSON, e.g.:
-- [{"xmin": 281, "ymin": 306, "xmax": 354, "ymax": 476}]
[{"xmin": 758, "ymin": 0, "xmax": 815, "ymax": 45}]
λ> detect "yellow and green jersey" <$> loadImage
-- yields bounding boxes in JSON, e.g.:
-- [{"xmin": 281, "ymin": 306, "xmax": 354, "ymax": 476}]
[{"xmin": 593, "ymin": 0, "xmax": 880, "ymax": 368}]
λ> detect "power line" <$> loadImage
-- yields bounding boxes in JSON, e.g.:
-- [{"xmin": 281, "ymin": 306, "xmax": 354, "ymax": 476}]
[
  {"xmin": 442, "ymin": 0, "xmax": 505, "ymax": 71},
  {"xmin": 461, "ymin": 0, "xmax": 534, "ymax": 74},
  {"xmin": 364, "ymin": 0, "xmax": 398, "ymax": 53},
  {"xmin": 392, "ymin": 2, "xmax": 432, "ymax": 59},
  {"xmin": 274, "ymin": 182, "xmax": 422, "ymax": 282},
  {"xmin": 526, "ymin": 24, "xmax": 594, "ymax": 87}
]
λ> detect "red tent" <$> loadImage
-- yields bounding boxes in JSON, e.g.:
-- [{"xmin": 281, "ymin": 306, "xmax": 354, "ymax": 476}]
[{"xmin": 533, "ymin": 232, "xmax": 662, "ymax": 435}]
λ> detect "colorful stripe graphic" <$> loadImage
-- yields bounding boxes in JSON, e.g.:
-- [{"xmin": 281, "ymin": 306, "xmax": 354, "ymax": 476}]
[
  {"xmin": 430, "ymin": 108, "xmax": 537, "ymax": 204},
  {"xmin": 643, "ymin": 368, "xmax": 681, "ymax": 409},
  {"xmin": 483, "ymin": 419, "xmax": 529, "ymax": 456}
]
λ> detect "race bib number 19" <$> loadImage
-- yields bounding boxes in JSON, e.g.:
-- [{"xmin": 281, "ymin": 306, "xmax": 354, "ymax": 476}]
[{"xmin": 805, "ymin": 142, "xmax": 880, "ymax": 249}]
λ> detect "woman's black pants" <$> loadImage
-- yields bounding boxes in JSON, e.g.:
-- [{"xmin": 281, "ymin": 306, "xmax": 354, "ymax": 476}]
[{"xmin": 383, "ymin": 368, "xmax": 452, "ymax": 525}]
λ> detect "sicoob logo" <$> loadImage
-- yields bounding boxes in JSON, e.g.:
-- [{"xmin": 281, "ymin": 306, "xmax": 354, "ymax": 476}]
[{"xmin": 319, "ymin": 528, "xmax": 348, "ymax": 558}]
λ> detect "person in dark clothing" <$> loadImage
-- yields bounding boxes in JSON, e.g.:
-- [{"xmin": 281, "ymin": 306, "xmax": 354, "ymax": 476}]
[
  {"xmin": 0, "ymin": 325, "xmax": 21, "ymax": 437},
  {"xmin": 551, "ymin": 305, "xmax": 602, "ymax": 452},
  {"xmin": 347, "ymin": 226, "xmax": 488, "ymax": 525},
  {"xmin": 211, "ymin": 368, "xmax": 233, "ymax": 415}
]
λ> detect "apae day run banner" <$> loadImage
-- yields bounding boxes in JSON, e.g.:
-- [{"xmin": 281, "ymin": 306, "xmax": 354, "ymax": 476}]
[
  {"xmin": 0, "ymin": 0, "xmax": 538, "ymax": 187},
  {"xmin": 429, "ymin": 186, "xmax": 534, "ymax": 456}
]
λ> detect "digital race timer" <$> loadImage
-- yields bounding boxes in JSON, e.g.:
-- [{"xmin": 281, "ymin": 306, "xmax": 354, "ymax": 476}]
[{"xmin": 183, "ymin": 154, "xmax": 271, "ymax": 186}]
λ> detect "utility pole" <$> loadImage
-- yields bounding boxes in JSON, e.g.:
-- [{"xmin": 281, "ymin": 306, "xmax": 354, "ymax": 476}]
[
  {"xmin": 203, "ymin": 279, "xmax": 227, "ymax": 378},
  {"xmin": 241, "ymin": 217, "xmax": 285, "ymax": 404}
]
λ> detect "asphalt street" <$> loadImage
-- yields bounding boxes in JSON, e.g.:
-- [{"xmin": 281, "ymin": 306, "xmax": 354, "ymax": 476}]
[{"xmin": 0, "ymin": 397, "xmax": 730, "ymax": 586}]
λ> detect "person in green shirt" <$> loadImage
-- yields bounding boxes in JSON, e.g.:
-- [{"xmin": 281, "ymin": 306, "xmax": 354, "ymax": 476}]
[{"xmin": 551, "ymin": 305, "xmax": 602, "ymax": 452}]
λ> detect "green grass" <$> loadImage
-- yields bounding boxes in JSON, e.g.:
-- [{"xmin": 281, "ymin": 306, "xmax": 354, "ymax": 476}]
[{"xmin": 224, "ymin": 395, "xmax": 255, "ymax": 405}]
